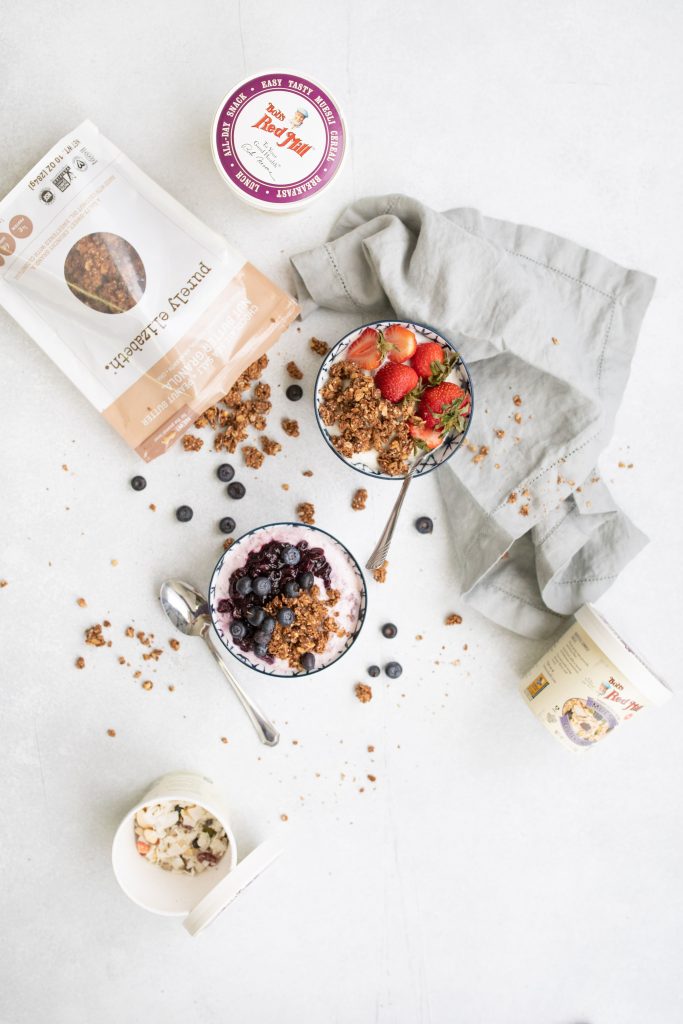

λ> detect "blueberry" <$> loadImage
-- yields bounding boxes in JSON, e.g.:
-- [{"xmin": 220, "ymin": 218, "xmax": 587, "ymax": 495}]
[
  {"xmin": 246, "ymin": 607, "xmax": 265, "ymax": 626},
  {"xmin": 130, "ymin": 475, "xmax": 147, "ymax": 491},
  {"xmin": 415, "ymin": 516, "xmax": 433, "ymax": 534},
  {"xmin": 217, "ymin": 463, "xmax": 235, "ymax": 483},
  {"xmin": 253, "ymin": 644, "xmax": 268, "ymax": 657},
  {"xmin": 277, "ymin": 607, "xmax": 295, "ymax": 626},
  {"xmin": 230, "ymin": 621, "xmax": 246, "ymax": 639},
  {"xmin": 235, "ymin": 576, "xmax": 253, "ymax": 596},
  {"xmin": 385, "ymin": 662, "xmax": 403, "ymax": 679},
  {"xmin": 253, "ymin": 629, "xmax": 269, "ymax": 645},
  {"xmin": 262, "ymin": 616, "xmax": 276, "ymax": 635},
  {"xmin": 368, "ymin": 665, "xmax": 380, "ymax": 677},
  {"xmin": 219, "ymin": 516, "xmax": 236, "ymax": 534},
  {"xmin": 301, "ymin": 652, "xmax": 315, "ymax": 671},
  {"xmin": 382, "ymin": 623, "xmax": 398, "ymax": 639},
  {"xmin": 253, "ymin": 576, "xmax": 272, "ymax": 597},
  {"xmin": 176, "ymin": 505, "xmax": 193, "ymax": 522},
  {"xmin": 281, "ymin": 545, "xmax": 301, "ymax": 566},
  {"xmin": 284, "ymin": 580, "xmax": 301, "ymax": 598},
  {"xmin": 286, "ymin": 384, "xmax": 303, "ymax": 401},
  {"xmin": 298, "ymin": 571, "xmax": 314, "ymax": 590},
  {"xmin": 227, "ymin": 481, "xmax": 246, "ymax": 499}
]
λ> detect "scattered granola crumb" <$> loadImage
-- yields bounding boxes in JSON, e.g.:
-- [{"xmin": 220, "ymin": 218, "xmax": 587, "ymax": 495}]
[
  {"xmin": 519, "ymin": 504, "xmax": 530, "ymax": 517},
  {"xmin": 514, "ymin": 412, "xmax": 523, "ymax": 424},
  {"xmin": 296, "ymin": 501, "xmax": 316, "ymax": 525},
  {"xmin": 242, "ymin": 444, "xmax": 265, "ymax": 469},
  {"xmin": 221, "ymin": 736, "xmax": 228, "ymax": 744},
  {"xmin": 142, "ymin": 648, "xmax": 163, "ymax": 662},
  {"xmin": 367, "ymin": 745, "xmax": 375, "ymax": 753},
  {"xmin": 302, "ymin": 469, "xmax": 313, "ymax": 477},
  {"xmin": 142, "ymin": 680, "xmax": 153, "ymax": 691},
  {"xmin": 76, "ymin": 597, "xmax": 87, "ymax": 608},
  {"xmin": 282, "ymin": 418, "xmax": 300, "ymax": 438},
  {"xmin": 103, "ymin": 620, "xmax": 111, "ymax": 628},
  {"xmin": 280, "ymin": 814, "xmax": 289, "ymax": 822},
  {"xmin": 445, "ymin": 614, "xmax": 463, "ymax": 625},
  {"xmin": 75, "ymin": 656, "xmax": 85, "ymax": 669},
  {"xmin": 372, "ymin": 561, "xmax": 388, "ymax": 584},
  {"xmin": 62, "ymin": 464, "xmax": 68, "ymax": 471},
  {"xmin": 0, "ymin": 579, "xmax": 7, "ymax": 588},
  {"xmin": 182, "ymin": 434, "xmax": 204, "ymax": 452},
  {"xmin": 133, "ymin": 670, "xmax": 141, "ymax": 679},
  {"xmin": 149, "ymin": 503, "xmax": 156, "ymax": 511},
  {"xmin": 85, "ymin": 624, "xmax": 106, "ymax": 647},
  {"xmin": 415, "ymin": 634, "xmax": 423, "ymax": 640},
  {"xmin": 118, "ymin": 655, "xmax": 126, "ymax": 665},
  {"xmin": 107, "ymin": 728, "xmax": 116, "ymax": 737},
  {"xmin": 367, "ymin": 774, "xmax": 377, "ymax": 783},
  {"xmin": 281, "ymin": 483, "xmax": 290, "ymax": 491},
  {"xmin": 168, "ymin": 684, "xmax": 175, "ymax": 692},
  {"xmin": 551, "ymin": 336, "xmax": 560, "ymax": 345},
  {"xmin": 261, "ymin": 435, "xmax": 282, "ymax": 456},
  {"xmin": 125, "ymin": 626, "xmax": 134, "ymax": 637},
  {"xmin": 495, "ymin": 429, "xmax": 505, "ymax": 439},
  {"xmin": 111, "ymin": 559, "xmax": 118, "ymax": 566},
  {"xmin": 292, "ymin": 739, "xmax": 299, "ymax": 745},
  {"xmin": 513, "ymin": 394, "xmax": 522, "ymax": 406},
  {"xmin": 472, "ymin": 445, "xmax": 489, "ymax": 464},
  {"xmin": 310, "ymin": 337, "xmax": 329, "ymax": 356},
  {"xmin": 169, "ymin": 638, "xmax": 180, "ymax": 651},
  {"xmin": 507, "ymin": 492, "xmax": 518, "ymax": 504},
  {"xmin": 351, "ymin": 488, "xmax": 368, "ymax": 511},
  {"xmin": 355, "ymin": 683, "xmax": 373, "ymax": 703},
  {"xmin": 286, "ymin": 360, "xmax": 303, "ymax": 380}
]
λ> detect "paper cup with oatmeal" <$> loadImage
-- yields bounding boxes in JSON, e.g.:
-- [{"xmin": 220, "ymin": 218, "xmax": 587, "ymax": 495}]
[
  {"xmin": 112, "ymin": 772, "xmax": 283, "ymax": 935},
  {"xmin": 520, "ymin": 605, "xmax": 671, "ymax": 752},
  {"xmin": 0, "ymin": 121, "xmax": 298, "ymax": 460}
]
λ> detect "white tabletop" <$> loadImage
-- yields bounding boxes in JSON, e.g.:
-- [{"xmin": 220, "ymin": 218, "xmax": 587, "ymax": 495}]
[{"xmin": 2, "ymin": 3, "xmax": 682, "ymax": 1022}]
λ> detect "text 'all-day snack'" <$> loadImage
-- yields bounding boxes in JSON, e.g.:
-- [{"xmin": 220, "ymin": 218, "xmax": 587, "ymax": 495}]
[{"xmin": 0, "ymin": 122, "xmax": 299, "ymax": 460}]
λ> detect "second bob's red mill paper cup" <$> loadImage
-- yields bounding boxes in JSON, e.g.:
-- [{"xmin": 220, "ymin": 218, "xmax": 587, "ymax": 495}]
[
  {"xmin": 520, "ymin": 604, "xmax": 671, "ymax": 752},
  {"xmin": 0, "ymin": 122, "xmax": 298, "ymax": 461},
  {"xmin": 211, "ymin": 71, "xmax": 347, "ymax": 212}
]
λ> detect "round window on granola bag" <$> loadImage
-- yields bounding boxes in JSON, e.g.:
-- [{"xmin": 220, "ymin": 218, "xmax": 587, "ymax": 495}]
[{"xmin": 64, "ymin": 232, "xmax": 146, "ymax": 314}]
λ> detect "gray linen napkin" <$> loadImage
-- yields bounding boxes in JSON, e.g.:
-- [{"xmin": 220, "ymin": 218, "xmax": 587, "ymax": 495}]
[{"xmin": 290, "ymin": 195, "xmax": 655, "ymax": 638}]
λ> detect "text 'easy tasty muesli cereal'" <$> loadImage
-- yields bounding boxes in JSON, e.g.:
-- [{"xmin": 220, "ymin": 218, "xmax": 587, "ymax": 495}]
[{"xmin": 0, "ymin": 121, "xmax": 299, "ymax": 460}]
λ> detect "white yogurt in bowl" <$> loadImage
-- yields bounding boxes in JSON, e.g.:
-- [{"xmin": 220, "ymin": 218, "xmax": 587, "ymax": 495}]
[{"xmin": 209, "ymin": 522, "xmax": 367, "ymax": 677}]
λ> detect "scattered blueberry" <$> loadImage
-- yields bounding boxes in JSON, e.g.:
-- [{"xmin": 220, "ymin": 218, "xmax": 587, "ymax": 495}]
[
  {"xmin": 286, "ymin": 384, "xmax": 303, "ymax": 401},
  {"xmin": 277, "ymin": 607, "xmax": 295, "ymax": 626},
  {"xmin": 385, "ymin": 662, "xmax": 403, "ymax": 679},
  {"xmin": 227, "ymin": 481, "xmax": 246, "ymax": 499},
  {"xmin": 382, "ymin": 623, "xmax": 398, "ymax": 639},
  {"xmin": 176, "ymin": 505, "xmax": 193, "ymax": 522},
  {"xmin": 415, "ymin": 516, "xmax": 433, "ymax": 534},
  {"xmin": 235, "ymin": 576, "xmax": 253, "ymax": 596},
  {"xmin": 219, "ymin": 516, "xmax": 236, "ymax": 534},
  {"xmin": 262, "ymin": 616, "xmax": 276, "ymax": 635},
  {"xmin": 298, "ymin": 571, "xmax": 314, "ymax": 590},
  {"xmin": 281, "ymin": 545, "xmax": 301, "ymax": 566},
  {"xmin": 253, "ymin": 629, "xmax": 269, "ymax": 645},
  {"xmin": 230, "ymin": 621, "xmax": 246, "ymax": 639},
  {"xmin": 368, "ymin": 665, "xmax": 380, "ymax": 677},
  {"xmin": 301, "ymin": 652, "xmax": 315, "ymax": 671},
  {"xmin": 253, "ymin": 644, "xmax": 268, "ymax": 657},
  {"xmin": 217, "ymin": 463, "xmax": 235, "ymax": 483},
  {"xmin": 130, "ymin": 475, "xmax": 147, "ymax": 491},
  {"xmin": 284, "ymin": 580, "xmax": 301, "ymax": 598},
  {"xmin": 246, "ymin": 607, "xmax": 265, "ymax": 627},
  {"xmin": 253, "ymin": 576, "xmax": 272, "ymax": 597}
]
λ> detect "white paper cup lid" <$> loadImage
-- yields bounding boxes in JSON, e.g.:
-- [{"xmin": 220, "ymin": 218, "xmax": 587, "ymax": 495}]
[
  {"xmin": 183, "ymin": 837, "xmax": 284, "ymax": 937},
  {"xmin": 575, "ymin": 604, "xmax": 671, "ymax": 706}
]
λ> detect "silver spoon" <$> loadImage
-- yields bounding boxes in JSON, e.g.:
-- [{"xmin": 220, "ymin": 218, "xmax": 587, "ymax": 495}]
[
  {"xmin": 366, "ymin": 439, "xmax": 449, "ymax": 572},
  {"xmin": 159, "ymin": 578, "xmax": 279, "ymax": 747}
]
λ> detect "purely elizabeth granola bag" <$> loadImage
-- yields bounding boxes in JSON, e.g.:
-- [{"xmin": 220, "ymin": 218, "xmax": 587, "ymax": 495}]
[{"xmin": 0, "ymin": 121, "xmax": 299, "ymax": 459}]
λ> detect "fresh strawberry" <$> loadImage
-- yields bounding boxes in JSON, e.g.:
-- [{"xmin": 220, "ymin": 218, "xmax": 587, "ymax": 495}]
[
  {"xmin": 409, "ymin": 420, "xmax": 442, "ymax": 451},
  {"xmin": 375, "ymin": 362, "xmax": 419, "ymax": 403},
  {"xmin": 418, "ymin": 382, "xmax": 471, "ymax": 433},
  {"xmin": 385, "ymin": 324, "xmax": 417, "ymax": 363},
  {"xmin": 347, "ymin": 327, "xmax": 384, "ymax": 370},
  {"xmin": 411, "ymin": 341, "xmax": 446, "ymax": 379}
]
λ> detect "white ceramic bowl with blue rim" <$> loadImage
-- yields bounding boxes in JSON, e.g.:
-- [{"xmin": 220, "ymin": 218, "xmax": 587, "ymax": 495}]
[
  {"xmin": 314, "ymin": 319, "xmax": 474, "ymax": 481},
  {"xmin": 209, "ymin": 521, "xmax": 367, "ymax": 678}
]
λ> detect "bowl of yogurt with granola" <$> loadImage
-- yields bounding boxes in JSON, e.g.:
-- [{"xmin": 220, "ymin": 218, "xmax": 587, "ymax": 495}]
[
  {"xmin": 314, "ymin": 320, "xmax": 473, "ymax": 479},
  {"xmin": 210, "ymin": 522, "xmax": 367, "ymax": 677}
]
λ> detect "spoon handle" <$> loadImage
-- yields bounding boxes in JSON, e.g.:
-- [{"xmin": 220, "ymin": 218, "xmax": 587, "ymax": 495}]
[
  {"xmin": 204, "ymin": 634, "xmax": 280, "ymax": 746},
  {"xmin": 366, "ymin": 451, "xmax": 428, "ymax": 571}
]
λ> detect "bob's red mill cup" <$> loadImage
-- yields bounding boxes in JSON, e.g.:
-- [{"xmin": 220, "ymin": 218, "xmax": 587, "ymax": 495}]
[
  {"xmin": 0, "ymin": 121, "xmax": 298, "ymax": 460},
  {"xmin": 520, "ymin": 605, "xmax": 671, "ymax": 752}
]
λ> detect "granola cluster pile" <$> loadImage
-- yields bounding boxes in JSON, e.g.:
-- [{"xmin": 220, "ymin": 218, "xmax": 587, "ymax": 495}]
[
  {"xmin": 318, "ymin": 361, "xmax": 415, "ymax": 476},
  {"xmin": 264, "ymin": 586, "xmax": 345, "ymax": 670},
  {"xmin": 192, "ymin": 354, "xmax": 272, "ymax": 456}
]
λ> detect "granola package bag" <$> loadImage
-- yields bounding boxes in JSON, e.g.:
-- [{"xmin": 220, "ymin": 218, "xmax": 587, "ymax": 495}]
[{"xmin": 0, "ymin": 121, "xmax": 299, "ymax": 460}]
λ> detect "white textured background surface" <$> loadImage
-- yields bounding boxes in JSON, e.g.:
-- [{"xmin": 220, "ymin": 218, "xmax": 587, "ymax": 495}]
[{"xmin": 1, "ymin": 2, "xmax": 682, "ymax": 1022}]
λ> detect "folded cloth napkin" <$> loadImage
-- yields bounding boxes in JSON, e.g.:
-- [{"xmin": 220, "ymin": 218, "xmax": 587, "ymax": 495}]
[{"xmin": 290, "ymin": 195, "xmax": 655, "ymax": 638}]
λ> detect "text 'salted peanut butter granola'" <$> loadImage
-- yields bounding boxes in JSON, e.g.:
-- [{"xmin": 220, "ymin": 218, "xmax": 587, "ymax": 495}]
[{"xmin": 0, "ymin": 122, "xmax": 298, "ymax": 461}]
